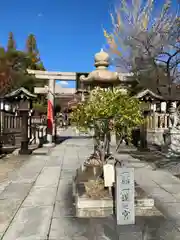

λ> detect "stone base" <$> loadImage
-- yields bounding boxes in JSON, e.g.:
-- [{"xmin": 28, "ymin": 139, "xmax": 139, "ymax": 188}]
[
  {"xmin": 19, "ymin": 148, "xmax": 32, "ymax": 155},
  {"xmin": 163, "ymin": 128, "xmax": 180, "ymax": 158},
  {"xmin": 43, "ymin": 142, "xmax": 56, "ymax": 148},
  {"xmin": 73, "ymin": 168, "xmax": 161, "ymax": 218},
  {"xmin": 147, "ymin": 129, "xmax": 166, "ymax": 148},
  {"xmin": 32, "ymin": 147, "xmax": 50, "ymax": 155},
  {"xmin": 76, "ymin": 204, "xmax": 162, "ymax": 218},
  {"xmin": 76, "ymin": 206, "xmax": 113, "ymax": 217}
]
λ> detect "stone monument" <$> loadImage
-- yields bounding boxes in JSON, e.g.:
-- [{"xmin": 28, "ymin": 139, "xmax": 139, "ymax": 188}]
[
  {"xmin": 116, "ymin": 166, "xmax": 135, "ymax": 225},
  {"xmin": 163, "ymin": 102, "xmax": 180, "ymax": 157}
]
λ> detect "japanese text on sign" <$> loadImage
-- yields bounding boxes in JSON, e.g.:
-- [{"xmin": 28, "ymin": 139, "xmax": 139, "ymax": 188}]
[{"xmin": 116, "ymin": 167, "xmax": 135, "ymax": 225}]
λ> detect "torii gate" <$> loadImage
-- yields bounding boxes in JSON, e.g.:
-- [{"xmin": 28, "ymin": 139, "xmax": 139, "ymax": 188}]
[
  {"xmin": 27, "ymin": 69, "xmax": 76, "ymax": 146},
  {"xmin": 27, "ymin": 69, "xmax": 131, "ymax": 146}
]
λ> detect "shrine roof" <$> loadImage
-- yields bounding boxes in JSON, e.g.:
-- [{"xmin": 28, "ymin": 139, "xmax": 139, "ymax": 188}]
[
  {"xmin": 133, "ymin": 84, "xmax": 180, "ymax": 101},
  {"xmin": 4, "ymin": 87, "xmax": 36, "ymax": 99},
  {"xmin": 134, "ymin": 89, "xmax": 163, "ymax": 100}
]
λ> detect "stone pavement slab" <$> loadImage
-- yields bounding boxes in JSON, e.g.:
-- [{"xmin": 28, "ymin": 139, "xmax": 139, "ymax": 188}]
[
  {"xmin": 116, "ymin": 153, "xmax": 180, "ymax": 232},
  {"xmin": 0, "ymin": 155, "xmax": 30, "ymax": 183},
  {"xmin": 0, "ymin": 183, "xmax": 32, "ymax": 200},
  {"xmin": 33, "ymin": 167, "xmax": 60, "ymax": 188},
  {"xmin": 22, "ymin": 187, "xmax": 57, "ymax": 207},
  {"xmin": 8, "ymin": 156, "xmax": 48, "ymax": 184},
  {"xmin": 47, "ymin": 130, "xmax": 180, "ymax": 239},
  {"xmin": 0, "ymin": 141, "xmax": 64, "ymax": 239},
  {"xmin": 1, "ymin": 205, "xmax": 53, "ymax": 240},
  {"xmin": 49, "ymin": 217, "xmax": 106, "ymax": 240},
  {"xmin": 0, "ymin": 128, "xmax": 87, "ymax": 239},
  {"xmin": 2, "ymin": 128, "xmax": 180, "ymax": 239},
  {"xmin": 32, "ymin": 147, "xmax": 50, "ymax": 156},
  {"xmin": 45, "ymin": 157, "xmax": 63, "ymax": 167},
  {"xmin": 56, "ymin": 179, "xmax": 72, "ymax": 201},
  {"xmin": 0, "ymin": 181, "xmax": 10, "ymax": 195},
  {"xmin": 0, "ymin": 198, "xmax": 22, "ymax": 234}
]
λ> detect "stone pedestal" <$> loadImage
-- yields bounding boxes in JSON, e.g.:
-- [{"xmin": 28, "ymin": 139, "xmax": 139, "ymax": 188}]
[
  {"xmin": 163, "ymin": 128, "xmax": 180, "ymax": 158},
  {"xmin": 43, "ymin": 142, "xmax": 55, "ymax": 148},
  {"xmin": 73, "ymin": 167, "xmax": 158, "ymax": 218},
  {"xmin": 146, "ymin": 129, "xmax": 166, "ymax": 148}
]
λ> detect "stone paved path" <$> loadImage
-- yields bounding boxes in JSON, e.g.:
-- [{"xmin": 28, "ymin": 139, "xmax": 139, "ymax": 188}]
[
  {"xmin": 0, "ymin": 128, "xmax": 180, "ymax": 239},
  {"xmin": 0, "ymin": 155, "xmax": 30, "ymax": 185},
  {"xmin": 128, "ymin": 149, "xmax": 180, "ymax": 176},
  {"xmin": 115, "ymin": 152, "xmax": 180, "ymax": 234}
]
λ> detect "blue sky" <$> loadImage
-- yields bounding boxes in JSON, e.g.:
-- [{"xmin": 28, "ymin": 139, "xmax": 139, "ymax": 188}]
[
  {"xmin": 0, "ymin": 0, "xmax": 179, "ymax": 88},
  {"xmin": 0, "ymin": 0, "xmax": 114, "ymax": 87}
]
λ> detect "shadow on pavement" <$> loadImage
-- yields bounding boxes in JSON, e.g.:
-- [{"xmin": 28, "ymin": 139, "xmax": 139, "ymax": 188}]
[{"xmin": 55, "ymin": 135, "xmax": 92, "ymax": 144}]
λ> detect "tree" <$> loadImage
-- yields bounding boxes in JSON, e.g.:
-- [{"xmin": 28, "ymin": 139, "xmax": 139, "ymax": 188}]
[
  {"xmin": 0, "ymin": 33, "xmax": 46, "ymax": 95},
  {"xmin": 26, "ymin": 34, "xmax": 38, "ymax": 54},
  {"xmin": 7, "ymin": 32, "xmax": 16, "ymax": 51},
  {"xmin": 70, "ymin": 87, "xmax": 143, "ymax": 148},
  {"xmin": 129, "ymin": 64, "xmax": 169, "ymax": 95},
  {"xmin": 0, "ymin": 47, "xmax": 13, "ymax": 95},
  {"xmin": 0, "ymin": 47, "xmax": 37, "ymax": 94},
  {"xmin": 33, "ymin": 101, "xmax": 47, "ymax": 115},
  {"xmin": 104, "ymin": 0, "xmax": 179, "ymax": 95},
  {"xmin": 155, "ymin": 16, "xmax": 180, "ymax": 95},
  {"xmin": 25, "ymin": 34, "xmax": 45, "ymax": 70}
]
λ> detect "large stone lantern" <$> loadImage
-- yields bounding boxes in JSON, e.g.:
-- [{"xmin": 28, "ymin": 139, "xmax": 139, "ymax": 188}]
[
  {"xmin": 79, "ymin": 50, "xmax": 120, "ymax": 164},
  {"xmin": 80, "ymin": 49, "xmax": 120, "ymax": 89}
]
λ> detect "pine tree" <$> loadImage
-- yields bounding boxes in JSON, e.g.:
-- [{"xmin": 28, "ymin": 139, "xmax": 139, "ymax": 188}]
[
  {"xmin": 26, "ymin": 34, "xmax": 39, "ymax": 55},
  {"xmin": 25, "ymin": 34, "xmax": 45, "ymax": 70},
  {"xmin": 7, "ymin": 32, "xmax": 16, "ymax": 51}
]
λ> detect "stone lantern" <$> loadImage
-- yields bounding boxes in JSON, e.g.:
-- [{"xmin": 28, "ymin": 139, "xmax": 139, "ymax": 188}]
[
  {"xmin": 80, "ymin": 49, "xmax": 120, "ymax": 162},
  {"xmin": 80, "ymin": 49, "xmax": 120, "ymax": 89},
  {"xmin": 4, "ymin": 87, "xmax": 36, "ymax": 155}
]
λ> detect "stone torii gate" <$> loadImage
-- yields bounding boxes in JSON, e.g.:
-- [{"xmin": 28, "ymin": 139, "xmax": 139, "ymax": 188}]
[
  {"xmin": 27, "ymin": 62, "xmax": 131, "ymax": 146},
  {"xmin": 27, "ymin": 69, "xmax": 76, "ymax": 146}
]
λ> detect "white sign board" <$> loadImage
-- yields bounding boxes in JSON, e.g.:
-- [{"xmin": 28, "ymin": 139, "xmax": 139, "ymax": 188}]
[
  {"xmin": 103, "ymin": 164, "xmax": 115, "ymax": 187},
  {"xmin": 116, "ymin": 167, "xmax": 135, "ymax": 225}
]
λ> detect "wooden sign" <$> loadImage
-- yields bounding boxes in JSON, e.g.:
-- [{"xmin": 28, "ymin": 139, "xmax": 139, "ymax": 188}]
[
  {"xmin": 115, "ymin": 166, "xmax": 135, "ymax": 225},
  {"xmin": 103, "ymin": 164, "xmax": 115, "ymax": 187}
]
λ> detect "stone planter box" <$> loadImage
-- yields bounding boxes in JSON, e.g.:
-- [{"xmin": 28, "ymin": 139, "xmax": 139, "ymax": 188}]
[{"xmin": 73, "ymin": 169, "xmax": 161, "ymax": 218}]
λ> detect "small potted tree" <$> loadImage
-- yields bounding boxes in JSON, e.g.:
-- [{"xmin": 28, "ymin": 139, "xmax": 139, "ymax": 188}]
[{"xmin": 71, "ymin": 87, "xmax": 143, "ymax": 198}]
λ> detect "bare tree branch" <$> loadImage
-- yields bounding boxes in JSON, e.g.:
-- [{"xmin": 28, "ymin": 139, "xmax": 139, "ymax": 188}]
[{"xmin": 104, "ymin": 0, "xmax": 180, "ymax": 96}]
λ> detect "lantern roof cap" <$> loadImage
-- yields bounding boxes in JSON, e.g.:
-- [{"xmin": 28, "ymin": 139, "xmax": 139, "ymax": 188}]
[
  {"xmin": 94, "ymin": 48, "xmax": 110, "ymax": 68},
  {"xmin": 80, "ymin": 49, "xmax": 119, "ymax": 85}
]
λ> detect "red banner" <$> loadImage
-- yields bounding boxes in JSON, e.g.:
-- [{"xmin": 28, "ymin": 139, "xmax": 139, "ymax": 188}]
[{"xmin": 47, "ymin": 100, "xmax": 53, "ymax": 132}]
